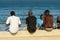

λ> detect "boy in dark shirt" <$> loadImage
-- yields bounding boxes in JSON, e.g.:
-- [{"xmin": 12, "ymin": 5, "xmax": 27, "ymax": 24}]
[
  {"xmin": 57, "ymin": 16, "xmax": 60, "ymax": 29},
  {"xmin": 26, "ymin": 10, "xmax": 36, "ymax": 33}
]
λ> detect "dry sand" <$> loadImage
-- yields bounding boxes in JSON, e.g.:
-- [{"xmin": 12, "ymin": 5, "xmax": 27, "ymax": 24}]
[{"xmin": 0, "ymin": 29, "xmax": 60, "ymax": 40}]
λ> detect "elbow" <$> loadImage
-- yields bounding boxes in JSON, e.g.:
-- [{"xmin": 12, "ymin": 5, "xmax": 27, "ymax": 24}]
[
  {"xmin": 19, "ymin": 24, "xmax": 21, "ymax": 27},
  {"xmin": 6, "ymin": 24, "xmax": 10, "ymax": 26}
]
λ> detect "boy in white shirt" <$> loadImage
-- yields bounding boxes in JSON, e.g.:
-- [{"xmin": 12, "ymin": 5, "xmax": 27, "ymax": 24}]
[{"xmin": 6, "ymin": 11, "xmax": 21, "ymax": 34}]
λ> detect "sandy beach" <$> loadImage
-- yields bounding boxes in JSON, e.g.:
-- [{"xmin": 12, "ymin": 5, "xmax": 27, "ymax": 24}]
[{"xmin": 0, "ymin": 29, "xmax": 60, "ymax": 40}]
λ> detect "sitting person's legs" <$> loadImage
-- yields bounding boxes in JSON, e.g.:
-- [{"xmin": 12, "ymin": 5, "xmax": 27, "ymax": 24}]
[{"xmin": 45, "ymin": 27, "xmax": 53, "ymax": 32}]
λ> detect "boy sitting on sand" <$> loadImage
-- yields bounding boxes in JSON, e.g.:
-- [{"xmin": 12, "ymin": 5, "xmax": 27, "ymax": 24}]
[{"xmin": 6, "ymin": 11, "xmax": 21, "ymax": 35}]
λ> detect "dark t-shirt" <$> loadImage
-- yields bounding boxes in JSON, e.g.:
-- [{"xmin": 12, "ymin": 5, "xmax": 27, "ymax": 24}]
[{"xmin": 26, "ymin": 16, "xmax": 36, "ymax": 33}]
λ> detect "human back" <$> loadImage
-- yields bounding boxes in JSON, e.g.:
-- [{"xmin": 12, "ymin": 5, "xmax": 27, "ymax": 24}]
[
  {"xmin": 43, "ymin": 10, "xmax": 53, "ymax": 31},
  {"xmin": 36, "ymin": 14, "xmax": 43, "ymax": 30},
  {"xmin": 26, "ymin": 16, "xmax": 36, "ymax": 27},
  {"xmin": 8, "ymin": 16, "xmax": 21, "ymax": 33},
  {"xmin": 44, "ymin": 15, "xmax": 53, "ymax": 28},
  {"xmin": 6, "ymin": 11, "xmax": 21, "ymax": 34},
  {"xmin": 26, "ymin": 10, "xmax": 36, "ymax": 33}
]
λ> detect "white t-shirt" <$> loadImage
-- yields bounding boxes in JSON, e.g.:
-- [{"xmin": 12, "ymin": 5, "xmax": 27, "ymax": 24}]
[{"xmin": 6, "ymin": 16, "xmax": 21, "ymax": 33}]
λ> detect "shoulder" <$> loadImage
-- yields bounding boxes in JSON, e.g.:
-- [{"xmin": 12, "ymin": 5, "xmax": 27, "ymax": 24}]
[
  {"xmin": 32, "ymin": 16, "xmax": 36, "ymax": 19},
  {"xmin": 37, "ymin": 19, "xmax": 39, "ymax": 20},
  {"xmin": 15, "ymin": 16, "xmax": 20, "ymax": 19},
  {"xmin": 49, "ymin": 15, "xmax": 53, "ymax": 17},
  {"xmin": 49, "ymin": 15, "xmax": 53, "ymax": 18},
  {"xmin": 37, "ymin": 19, "xmax": 42, "ymax": 21},
  {"xmin": 26, "ymin": 17, "xmax": 29, "ymax": 19},
  {"xmin": 7, "ymin": 16, "xmax": 11, "ymax": 19},
  {"xmin": 33, "ymin": 16, "xmax": 36, "ymax": 17}
]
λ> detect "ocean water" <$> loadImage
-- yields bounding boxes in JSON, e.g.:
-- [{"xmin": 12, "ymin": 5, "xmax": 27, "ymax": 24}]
[
  {"xmin": 0, "ymin": 0, "xmax": 59, "ymax": 31},
  {"xmin": 0, "ymin": 7, "xmax": 59, "ymax": 31}
]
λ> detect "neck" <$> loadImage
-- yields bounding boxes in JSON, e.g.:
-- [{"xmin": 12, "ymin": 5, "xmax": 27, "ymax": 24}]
[{"xmin": 11, "ymin": 15, "xmax": 15, "ymax": 16}]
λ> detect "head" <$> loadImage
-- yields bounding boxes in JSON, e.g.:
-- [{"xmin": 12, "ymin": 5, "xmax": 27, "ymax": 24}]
[
  {"xmin": 57, "ymin": 16, "xmax": 60, "ymax": 21},
  {"xmin": 28, "ymin": 10, "xmax": 33, "ymax": 16},
  {"xmin": 44, "ymin": 10, "xmax": 50, "ymax": 15},
  {"xmin": 10, "ymin": 11, "xmax": 15, "ymax": 16},
  {"xmin": 40, "ymin": 14, "xmax": 44, "ymax": 19}
]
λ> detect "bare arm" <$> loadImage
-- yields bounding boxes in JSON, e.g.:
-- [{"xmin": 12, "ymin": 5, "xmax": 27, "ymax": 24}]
[
  {"xmin": 18, "ymin": 18, "xmax": 21, "ymax": 27},
  {"xmin": 6, "ymin": 17, "xmax": 10, "ymax": 27},
  {"xmin": 6, "ymin": 23, "xmax": 10, "ymax": 26}
]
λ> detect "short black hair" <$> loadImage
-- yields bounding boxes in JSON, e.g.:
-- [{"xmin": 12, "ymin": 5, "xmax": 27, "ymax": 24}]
[
  {"xmin": 10, "ymin": 11, "xmax": 15, "ymax": 16},
  {"xmin": 44, "ymin": 10, "xmax": 50, "ymax": 15},
  {"xmin": 40, "ymin": 14, "xmax": 43, "ymax": 19},
  {"xmin": 40, "ymin": 14, "xmax": 43, "ymax": 17}
]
